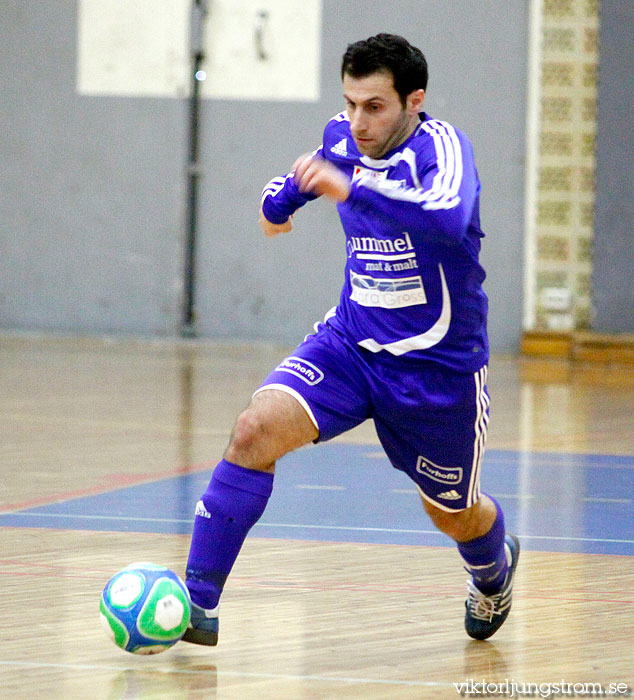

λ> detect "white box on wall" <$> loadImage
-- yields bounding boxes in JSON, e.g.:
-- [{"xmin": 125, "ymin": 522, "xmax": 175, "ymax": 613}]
[
  {"xmin": 201, "ymin": 0, "xmax": 321, "ymax": 101},
  {"xmin": 76, "ymin": 0, "xmax": 322, "ymax": 102},
  {"xmin": 76, "ymin": 0, "xmax": 190, "ymax": 97}
]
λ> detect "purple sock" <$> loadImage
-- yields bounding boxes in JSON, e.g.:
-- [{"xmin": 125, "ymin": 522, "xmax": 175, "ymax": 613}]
[
  {"xmin": 457, "ymin": 495, "xmax": 508, "ymax": 594},
  {"xmin": 186, "ymin": 459, "xmax": 274, "ymax": 609}
]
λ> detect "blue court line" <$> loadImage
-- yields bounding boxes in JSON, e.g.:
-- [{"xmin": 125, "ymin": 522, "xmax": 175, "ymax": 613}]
[{"xmin": 1, "ymin": 445, "xmax": 632, "ymax": 555}]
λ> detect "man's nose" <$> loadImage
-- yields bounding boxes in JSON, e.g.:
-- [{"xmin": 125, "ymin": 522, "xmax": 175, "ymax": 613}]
[{"xmin": 350, "ymin": 110, "xmax": 367, "ymax": 134}]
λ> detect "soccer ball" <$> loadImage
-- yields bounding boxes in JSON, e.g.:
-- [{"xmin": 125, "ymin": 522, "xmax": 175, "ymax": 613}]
[{"xmin": 100, "ymin": 562, "xmax": 191, "ymax": 655}]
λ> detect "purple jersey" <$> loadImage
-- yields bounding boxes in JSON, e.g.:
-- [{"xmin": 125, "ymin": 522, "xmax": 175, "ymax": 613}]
[{"xmin": 261, "ymin": 112, "xmax": 489, "ymax": 373}]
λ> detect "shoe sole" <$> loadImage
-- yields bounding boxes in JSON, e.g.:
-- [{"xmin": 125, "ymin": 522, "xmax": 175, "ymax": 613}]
[{"xmin": 181, "ymin": 627, "xmax": 218, "ymax": 646}]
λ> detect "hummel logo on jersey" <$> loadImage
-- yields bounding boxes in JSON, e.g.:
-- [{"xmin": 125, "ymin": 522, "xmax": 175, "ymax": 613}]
[
  {"xmin": 437, "ymin": 490, "xmax": 461, "ymax": 500},
  {"xmin": 330, "ymin": 138, "xmax": 348, "ymax": 157},
  {"xmin": 195, "ymin": 500, "xmax": 211, "ymax": 519}
]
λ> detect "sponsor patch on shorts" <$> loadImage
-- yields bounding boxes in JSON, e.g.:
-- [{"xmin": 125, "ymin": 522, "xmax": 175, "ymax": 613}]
[
  {"xmin": 416, "ymin": 456, "xmax": 464, "ymax": 485},
  {"xmin": 275, "ymin": 356, "xmax": 324, "ymax": 386}
]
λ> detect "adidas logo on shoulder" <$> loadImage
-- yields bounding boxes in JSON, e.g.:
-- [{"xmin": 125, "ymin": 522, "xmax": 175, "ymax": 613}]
[
  {"xmin": 437, "ymin": 490, "xmax": 461, "ymax": 500},
  {"xmin": 330, "ymin": 138, "xmax": 348, "ymax": 157}
]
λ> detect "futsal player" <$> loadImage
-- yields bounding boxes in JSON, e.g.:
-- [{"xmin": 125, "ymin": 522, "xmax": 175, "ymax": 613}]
[{"xmin": 182, "ymin": 33, "xmax": 519, "ymax": 646}]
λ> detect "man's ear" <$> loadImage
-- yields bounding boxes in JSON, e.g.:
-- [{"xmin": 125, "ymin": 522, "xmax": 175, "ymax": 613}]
[{"xmin": 407, "ymin": 89, "xmax": 425, "ymax": 114}]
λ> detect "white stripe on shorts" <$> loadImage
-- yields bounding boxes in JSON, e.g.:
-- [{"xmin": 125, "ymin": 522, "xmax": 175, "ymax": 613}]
[{"xmin": 467, "ymin": 366, "xmax": 489, "ymax": 507}]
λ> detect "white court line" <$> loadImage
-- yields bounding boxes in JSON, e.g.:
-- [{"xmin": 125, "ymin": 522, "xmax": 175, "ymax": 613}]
[
  {"xmin": 0, "ymin": 512, "xmax": 191, "ymax": 523},
  {"xmin": 295, "ymin": 484, "xmax": 346, "ymax": 491},
  {"xmin": 4, "ymin": 511, "xmax": 634, "ymax": 545},
  {"xmin": 492, "ymin": 493, "xmax": 537, "ymax": 500},
  {"xmin": 0, "ymin": 659, "xmax": 450, "ymax": 688},
  {"xmin": 258, "ymin": 524, "xmax": 634, "ymax": 546},
  {"xmin": 583, "ymin": 497, "xmax": 631, "ymax": 503}
]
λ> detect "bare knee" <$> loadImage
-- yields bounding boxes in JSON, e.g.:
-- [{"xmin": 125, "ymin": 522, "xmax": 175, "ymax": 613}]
[
  {"xmin": 423, "ymin": 499, "xmax": 470, "ymax": 540},
  {"xmin": 224, "ymin": 390, "xmax": 318, "ymax": 472},
  {"xmin": 423, "ymin": 495, "xmax": 496, "ymax": 542},
  {"xmin": 225, "ymin": 408, "xmax": 273, "ymax": 471}
]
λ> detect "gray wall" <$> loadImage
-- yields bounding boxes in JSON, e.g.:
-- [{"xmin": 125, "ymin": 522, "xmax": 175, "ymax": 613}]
[
  {"xmin": 592, "ymin": 1, "xmax": 634, "ymax": 333},
  {"xmin": 1, "ymin": 2, "xmax": 186, "ymax": 335},
  {"xmin": 1, "ymin": 0, "xmax": 529, "ymax": 351}
]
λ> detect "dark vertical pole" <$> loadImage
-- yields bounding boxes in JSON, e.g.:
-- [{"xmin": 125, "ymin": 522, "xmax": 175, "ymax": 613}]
[{"xmin": 182, "ymin": 0, "xmax": 208, "ymax": 337}]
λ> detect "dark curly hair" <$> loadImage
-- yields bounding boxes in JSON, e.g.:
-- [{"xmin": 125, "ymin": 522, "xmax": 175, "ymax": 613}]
[{"xmin": 341, "ymin": 34, "xmax": 428, "ymax": 107}]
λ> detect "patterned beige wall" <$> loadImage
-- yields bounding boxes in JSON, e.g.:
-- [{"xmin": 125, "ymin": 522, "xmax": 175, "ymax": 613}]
[{"xmin": 533, "ymin": 0, "xmax": 599, "ymax": 331}]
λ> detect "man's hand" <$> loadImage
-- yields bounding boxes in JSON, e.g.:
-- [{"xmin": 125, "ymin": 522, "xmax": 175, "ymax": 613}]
[
  {"xmin": 259, "ymin": 208, "xmax": 293, "ymax": 237},
  {"xmin": 293, "ymin": 154, "xmax": 351, "ymax": 202}
]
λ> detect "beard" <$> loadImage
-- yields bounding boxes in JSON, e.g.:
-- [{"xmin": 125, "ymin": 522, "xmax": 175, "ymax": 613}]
[{"xmin": 352, "ymin": 111, "xmax": 412, "ymax": 159}]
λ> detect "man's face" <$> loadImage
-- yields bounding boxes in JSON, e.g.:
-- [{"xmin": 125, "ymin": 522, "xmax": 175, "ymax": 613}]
[{"xmin": 343, "ymin": 70, "xmax": 422, "ymax": 159}]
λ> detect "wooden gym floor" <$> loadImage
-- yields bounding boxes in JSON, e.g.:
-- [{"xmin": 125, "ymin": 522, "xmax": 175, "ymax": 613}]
[{"xmin": 1, "ymin": 333, "xmax": 633, "ymax": 699}]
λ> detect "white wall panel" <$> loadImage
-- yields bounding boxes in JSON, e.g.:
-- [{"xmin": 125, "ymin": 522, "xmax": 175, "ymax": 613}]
[
  {"xmin": 77, "ymin": 0, "xmax": 189, "ymax": 97},
  {"xmin": 76, "ymin": 0, "xmax": 322, "ymax": 102}
]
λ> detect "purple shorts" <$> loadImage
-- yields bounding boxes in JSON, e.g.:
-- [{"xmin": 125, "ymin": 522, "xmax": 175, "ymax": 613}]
[{"xmin": 255, "ymin": 323, "xmax": 489, "ymax": 512}]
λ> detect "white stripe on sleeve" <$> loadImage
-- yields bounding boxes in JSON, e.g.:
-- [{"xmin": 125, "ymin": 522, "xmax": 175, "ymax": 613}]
[{"xmin": 353, "ymin": 120, "xmax": 464, "ymax": 211}]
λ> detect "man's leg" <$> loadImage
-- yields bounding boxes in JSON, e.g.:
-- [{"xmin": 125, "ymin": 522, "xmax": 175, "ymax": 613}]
[
  {"xmin": 422, "ymin": 494, "xmax": 519, "ymax": 640},
  {"xmin": 183, "ymin": 389, "xmax": 318, "ymax": 645},
  {"xmin": 183, "ymin": 320, "xmax": 371, "ymax": 645},
  {"xmin": 422, "ymin": 493, "xmax": 505, "ymax": 590}
]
